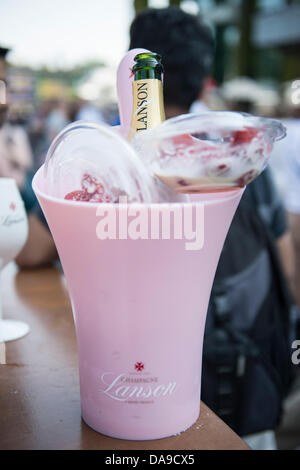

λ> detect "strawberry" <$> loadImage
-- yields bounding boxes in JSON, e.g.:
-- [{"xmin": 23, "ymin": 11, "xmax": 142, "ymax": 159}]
[
  {"xmin": 81, "ymin": 173, "xmax": 105, "ymax": 195},
  {"xmin": 89, "ymin": 192, "xmax": 112, "ymax": 203},
  {"xmin": 236, "ymin": 169, "xmax": 258, "ymax": 187},
  {"xmin": 64, "ymin": 190, "xmax": 89, "ymax": 201},
  {"xmin": 231, "ymin": 128, "xmax": 259, "ymax": 146},
  {"xmin": 65, "ymin": 174, "xmax": 111, "ymax": 203}
]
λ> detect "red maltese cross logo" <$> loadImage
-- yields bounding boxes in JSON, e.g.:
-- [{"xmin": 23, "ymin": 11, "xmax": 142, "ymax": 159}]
[
  {"xmin": 9, "ymin": 202, "xmax": 16, "ymax": 211},
  {"xmin": 134, "ymin": 361, "xmax": 144, "ymax": 372}
]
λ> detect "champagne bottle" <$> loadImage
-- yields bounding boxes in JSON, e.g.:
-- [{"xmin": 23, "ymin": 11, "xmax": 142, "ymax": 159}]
[{"xmin": 128, "ymin": 52, "xmax": 165, "ymax": 140}]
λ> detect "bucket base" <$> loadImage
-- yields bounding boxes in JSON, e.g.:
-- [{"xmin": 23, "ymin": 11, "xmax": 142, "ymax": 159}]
[{"xmin": 81, "ymin": 404, "xmax": 200, "ymax": 441}]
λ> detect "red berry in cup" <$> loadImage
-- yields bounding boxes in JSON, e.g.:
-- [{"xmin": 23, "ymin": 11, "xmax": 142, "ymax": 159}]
[
  {"xmin": 81, "ymin": 173, "xmax": 104, "ymax": 195},
  {"xmin": 64, "ymin": 174, "xmax": 111, "ymax": 203},
  {"xmin": 231, "ymin": 128, "xmax": 259, "ymax": 146},
  {"xmin": 177, "ymin": 179, "xmax": 188, "ymax": 187},
  {"xmin": 236, "ymin": 169, "xmax": 258, "ymax": 187},
  {"xmin": 65, "ymin": 190, "xmax": 90, "ymax": 201}
]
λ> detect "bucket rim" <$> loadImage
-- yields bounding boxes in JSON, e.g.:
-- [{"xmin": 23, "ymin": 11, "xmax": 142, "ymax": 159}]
[{"xmin": 32, "ymin": 165, "xmax": 244, "ymax": 209}]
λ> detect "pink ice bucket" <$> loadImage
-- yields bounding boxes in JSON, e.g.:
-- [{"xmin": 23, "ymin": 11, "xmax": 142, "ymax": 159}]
[{"xmin": 33, "ymin": 166, "xmax": 242, "ymax": 440}]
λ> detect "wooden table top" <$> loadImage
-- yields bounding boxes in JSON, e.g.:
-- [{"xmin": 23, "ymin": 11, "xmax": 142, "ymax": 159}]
[{"xmin": 0, "ymin": 263, "xmax": 249, "ymax": 450}]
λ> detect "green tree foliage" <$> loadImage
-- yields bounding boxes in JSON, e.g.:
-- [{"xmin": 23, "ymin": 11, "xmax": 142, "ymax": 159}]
[{"xmin": 134, "ymin": 0, "xmax": 148, "ymax": 12}]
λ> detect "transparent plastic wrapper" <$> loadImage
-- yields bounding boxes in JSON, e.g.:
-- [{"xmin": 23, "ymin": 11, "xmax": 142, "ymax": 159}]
[
  {"xmin": 44, "ymin": 121, "xmax": 161, "ymax": 203},
  {"xmin": 43, "ymin": 113, "xmax": 285, "ymax": 203},
  {"xmin": 44, "ymin": 121, "xmax": 187, "ymax": 204},
  {"xmin": 132, "ymin": 112, "xmax": 286, "ymax": 193}
]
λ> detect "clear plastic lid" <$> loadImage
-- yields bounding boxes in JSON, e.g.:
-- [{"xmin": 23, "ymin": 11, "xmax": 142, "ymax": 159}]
[
  {"xmin": 44, "ymin": 121, "xmax": 159, "ymax": 203},
  {"xmin": 132, "ymin": 112, "xmax": 286, "ymax": 193},
  {"xmin": 43, "ymin": 113, "xmax": 286, "ymax": 203}
]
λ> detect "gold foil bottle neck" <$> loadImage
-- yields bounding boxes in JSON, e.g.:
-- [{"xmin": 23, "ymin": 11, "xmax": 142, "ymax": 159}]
[{"xmin": 128, "ymin": 78, "xmax": 165, "ymax": 141}]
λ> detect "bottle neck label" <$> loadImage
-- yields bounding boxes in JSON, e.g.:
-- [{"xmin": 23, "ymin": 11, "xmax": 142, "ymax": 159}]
[{"xmin": 129, "ymin": 79, "xmax": 165, "ymax": 140}]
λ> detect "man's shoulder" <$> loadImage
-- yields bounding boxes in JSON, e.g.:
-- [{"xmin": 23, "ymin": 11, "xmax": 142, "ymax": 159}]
[
  {"xmin": 244, "ymin": 167, "xmax": 278, "ymax": 205},
  {"xmin": 243, "ymin": 167, "xmax": 288, "ymax": 239}
]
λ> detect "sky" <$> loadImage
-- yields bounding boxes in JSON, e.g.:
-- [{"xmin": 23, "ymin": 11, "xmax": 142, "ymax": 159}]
[{"xmin": 0, "ymin": 0, "xmax": 175, "ymax": 70}]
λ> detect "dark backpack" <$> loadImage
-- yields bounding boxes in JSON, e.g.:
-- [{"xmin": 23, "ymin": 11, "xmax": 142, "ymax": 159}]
[{"xmin": 201, "ymin": 199, "xmax": 299, "ymax": 437}]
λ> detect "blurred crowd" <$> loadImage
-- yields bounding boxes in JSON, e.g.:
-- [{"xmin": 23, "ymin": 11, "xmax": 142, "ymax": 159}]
[
  {"xmin": 8, "ymin": 96, "xmax": 113, "ymax": 171},
  {"xmin": 1, "ymin": 5, "xmax": 300, "ymax": 451}
]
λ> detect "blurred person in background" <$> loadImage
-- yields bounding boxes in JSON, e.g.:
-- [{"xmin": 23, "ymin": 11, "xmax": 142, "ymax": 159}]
[
  {"xmin": 0, "ymin": 45, "xmax": 57, "ymax": 268},
  {"xmin": 44, "ymin": 99, "xmax": 70, "ymax": 143},
  {"xmin": 27, "ymin": 100, "xmax": 52, "ymax": 171},
  {"xmin": 130, "ymin": 7, "xmax": 215, "ymax": 119},
  {"xmin": 221, "ymin": 80, "xmax": 295, "ymax": 298},
  {"xmin": 273, "ymin": 84, "xmax": 300, "ymax": 309},
  {"xmin": 129, "ymin": 6, "xmax": 298, "ymax": 450},
  {"xmin": 0, "ymin": 47, "xmax": 32, "ymax": 189},
  {"xmin": 74, "ymin": 98, "xmax": 105, "ymax": 123},
  {"xmin": 221, "ymin": 81, "xmax": 300, "ymax": 451},
  {"xmin": 28, "ymin": 98, "xmax": 76, "ymax": 171},
  {"xmin": 267, "ymin": 85, "xmax": 300, "ymax": 450}
]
